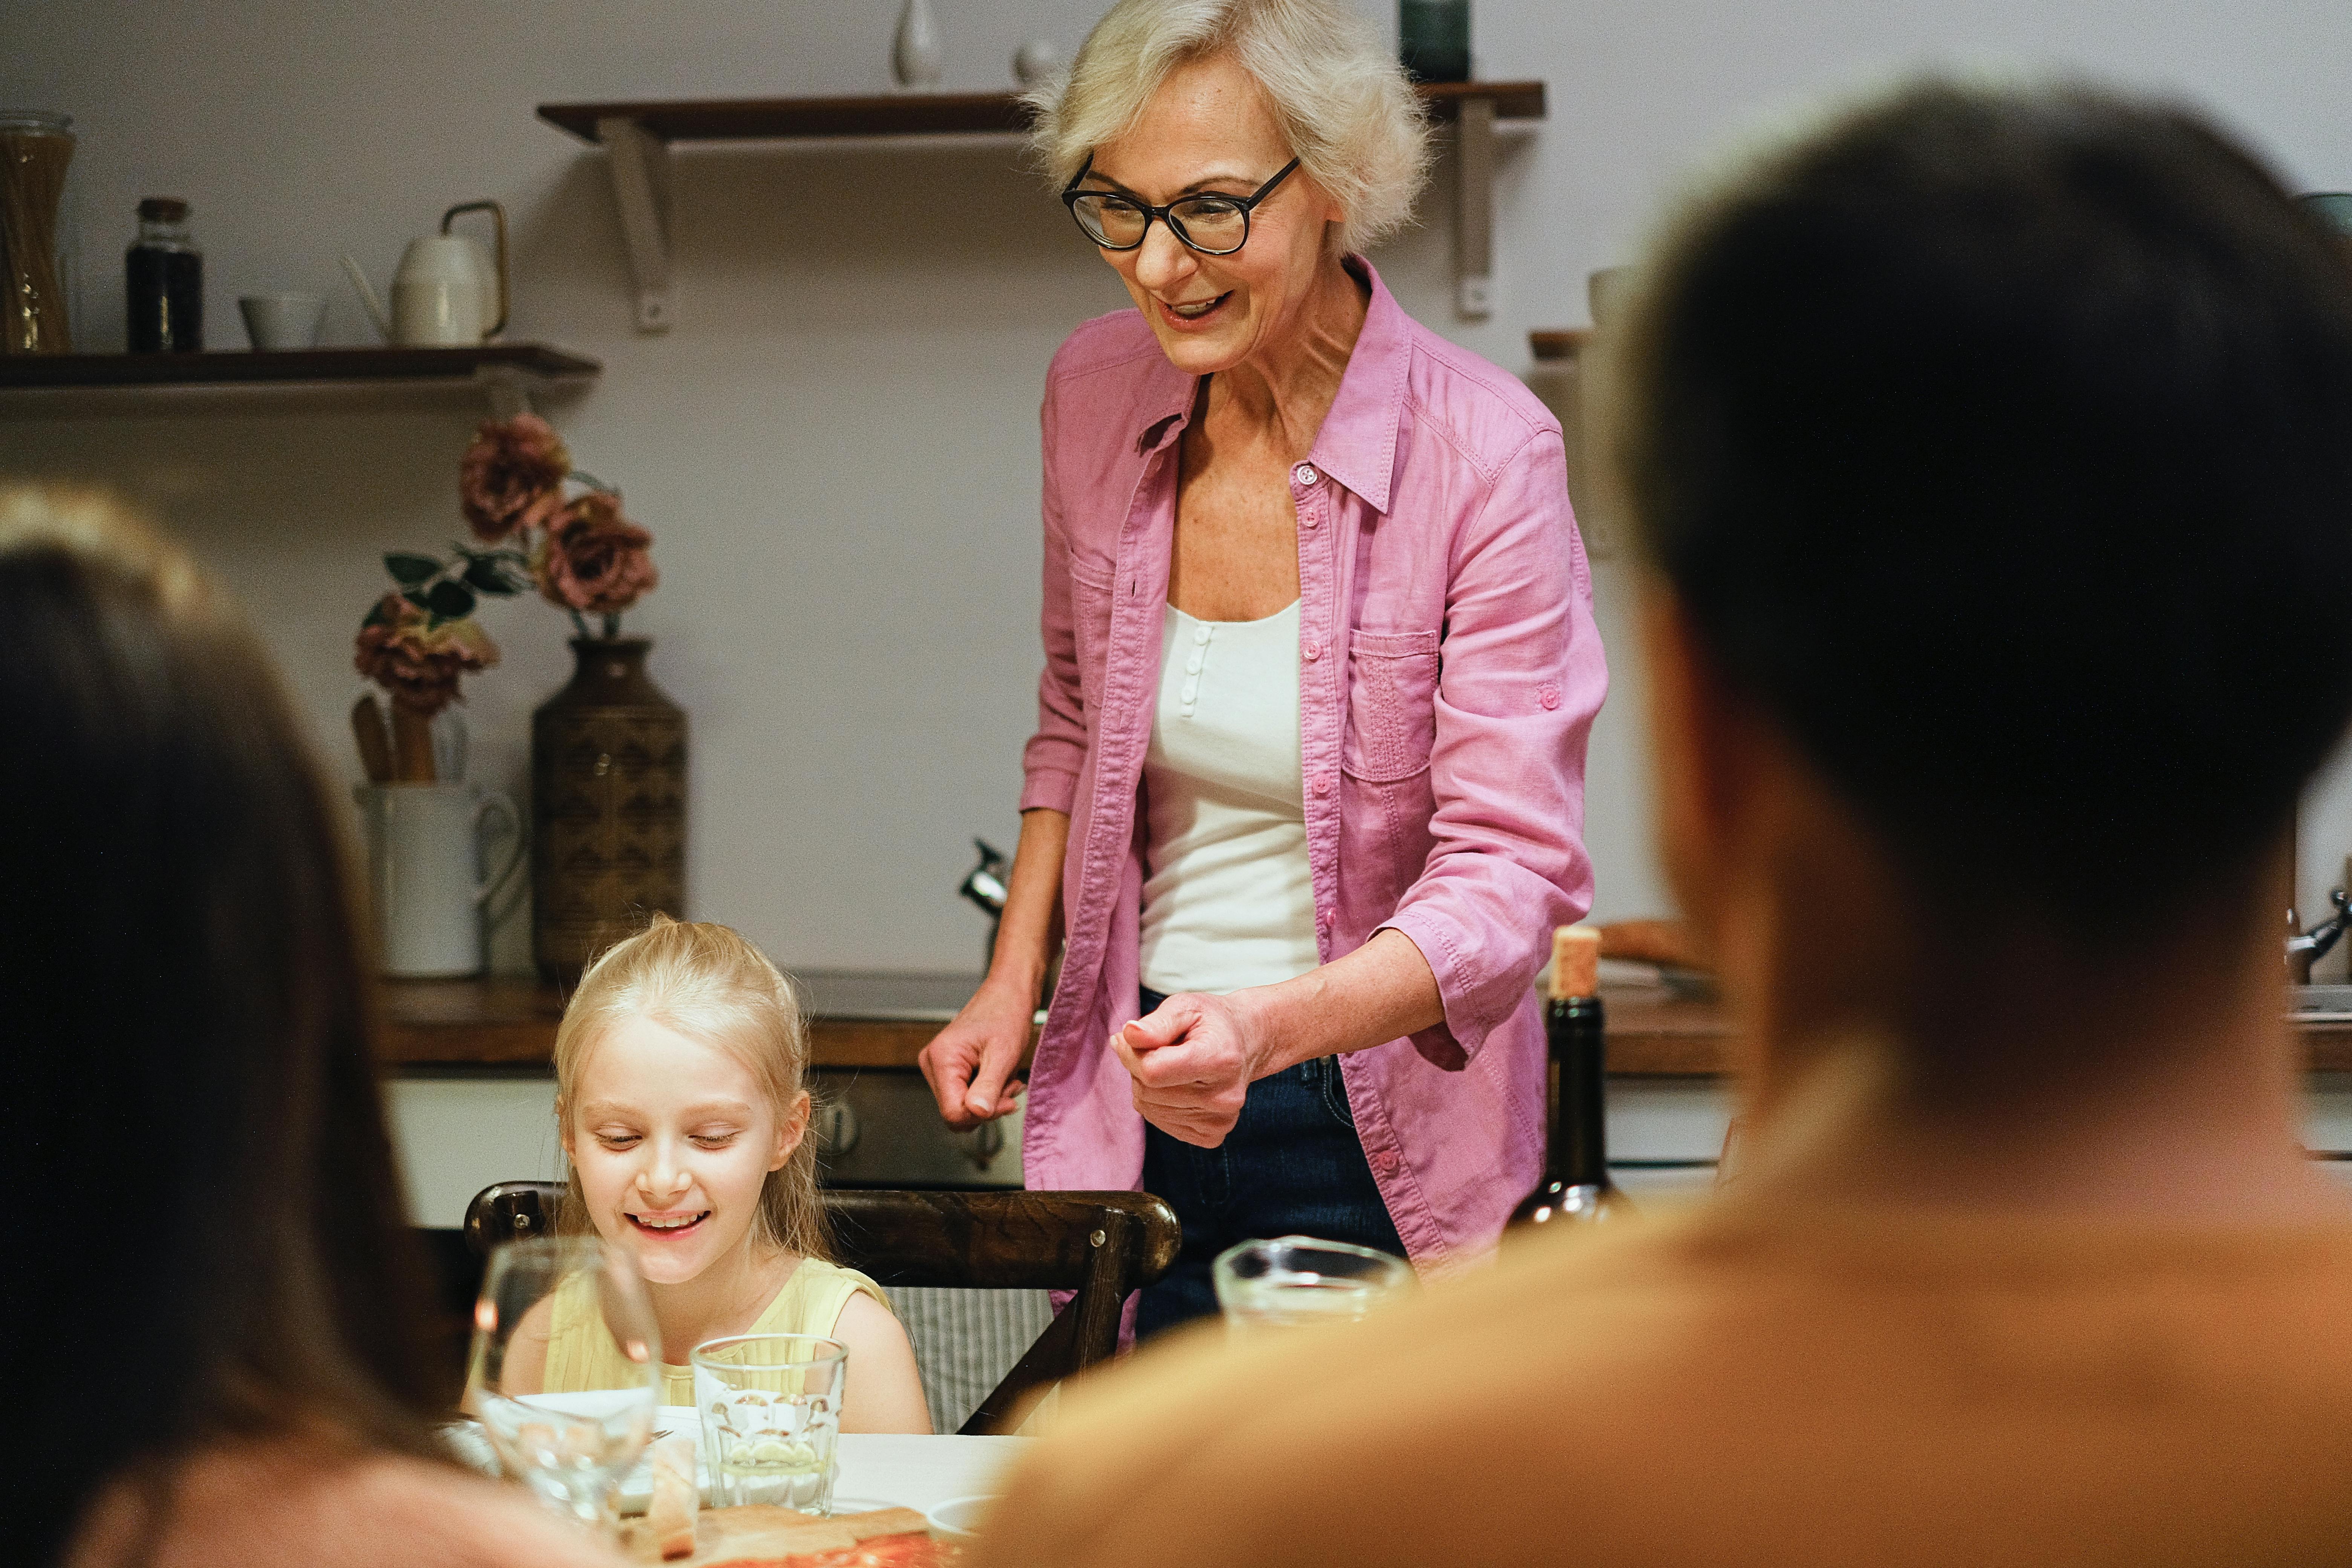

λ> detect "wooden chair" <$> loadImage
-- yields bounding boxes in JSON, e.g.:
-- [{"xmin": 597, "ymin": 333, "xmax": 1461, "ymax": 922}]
[{"xmin": 463, "ymin": 1182, "xmax": 1180, "ymax": 1434}]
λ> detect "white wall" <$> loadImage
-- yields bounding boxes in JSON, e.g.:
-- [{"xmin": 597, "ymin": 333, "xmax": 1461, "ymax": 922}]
[
  {"xmin": 386, "ymin": 1076, "xmax": 566, "ymax": 1230},
  {"xmin": 5, "ymin": 0, "xmax": 2349, "ymax": 974}
]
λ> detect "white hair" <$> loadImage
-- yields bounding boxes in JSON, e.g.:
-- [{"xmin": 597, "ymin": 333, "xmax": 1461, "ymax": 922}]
[{"xmin": 1025, "ymin": 0, "xmax": 1433, "ymax": 255}]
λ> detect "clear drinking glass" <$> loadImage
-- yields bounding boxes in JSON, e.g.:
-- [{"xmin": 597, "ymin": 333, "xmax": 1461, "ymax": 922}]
[
  {"xmin": 692, "ymin": 1334, "xmax": 849, "ymax": 1513},
  {"xmin": 467, "ymin": 1236, "xmax": 660, "ymax": 1532},
  {"xmin": 1213, "ymin": 1235, "xmax": 1414, "ymax": 1331}
]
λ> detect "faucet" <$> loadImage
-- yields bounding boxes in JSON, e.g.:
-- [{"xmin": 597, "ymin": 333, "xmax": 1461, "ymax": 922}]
[
  {"xmin": 2286, "ymin": 888, "xmax": 2352, "ymax": 985},
  {"xmin": 959, "ymin": 839, "xmax": 1010, "ymax": 969}
]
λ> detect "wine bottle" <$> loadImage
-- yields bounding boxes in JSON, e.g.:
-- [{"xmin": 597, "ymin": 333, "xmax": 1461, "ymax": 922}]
[{"xmin": 1510, "ymin": 925, "xmax": 1629, "ymax": 1229}]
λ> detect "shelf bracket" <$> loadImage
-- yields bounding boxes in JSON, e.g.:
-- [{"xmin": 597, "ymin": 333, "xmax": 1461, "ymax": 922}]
[
  {"xmin": 598, "ymin": 115, "xmax": 674, "ymax": 334},
  {"xmin": 1454, "ymin": 95, "xmax": 1496, "ymax": 320}
]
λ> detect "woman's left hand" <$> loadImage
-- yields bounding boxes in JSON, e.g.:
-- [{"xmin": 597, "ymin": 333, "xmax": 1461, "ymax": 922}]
[{"xmin": 1111, "ymin": 992, "xmax": 1274, "ymax": 1147}]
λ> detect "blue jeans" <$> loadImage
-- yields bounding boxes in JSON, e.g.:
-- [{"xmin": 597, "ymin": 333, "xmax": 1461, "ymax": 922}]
[{"xmin": 1135, "ymin": 987, "xmax": 1408, "ymax": 1339}]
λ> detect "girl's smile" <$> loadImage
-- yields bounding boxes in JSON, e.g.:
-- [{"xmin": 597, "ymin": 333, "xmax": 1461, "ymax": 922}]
[{"xmin": 627, "ymin": 1208, "xmax": 711, "ymax": 1237}]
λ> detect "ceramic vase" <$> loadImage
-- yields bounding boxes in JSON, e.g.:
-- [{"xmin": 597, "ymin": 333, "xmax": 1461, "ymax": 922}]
[
  {"xmin": 530, "ymin": 638, "xmax": 688, "ymax": 982},
  {"xmin": 1012, "ymin": 38, "xmax": 1061, "ymax": 87},
  {"xmin": 893, "ymin": 0, "xmax": 944, "ymax": 88}
]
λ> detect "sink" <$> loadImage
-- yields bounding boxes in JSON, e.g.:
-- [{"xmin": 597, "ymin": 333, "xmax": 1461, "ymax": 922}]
[{"xmin": 2292, "ymin": 985, "xmax": 2352, "ymax": 1019}]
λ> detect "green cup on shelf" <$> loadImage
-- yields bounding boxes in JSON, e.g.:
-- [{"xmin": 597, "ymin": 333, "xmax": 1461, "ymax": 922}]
[{"xmin": 1399, "ymin": 0, "xmax": 1470, "ymax": 83}]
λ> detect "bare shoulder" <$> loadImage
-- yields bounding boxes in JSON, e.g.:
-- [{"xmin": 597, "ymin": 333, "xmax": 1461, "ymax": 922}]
[
  {"xmin": 828, "ymin": 1286, "xmax": 908, "ymax": 1354},
  {"xmin": 970, "ymin": 1232, "xmax": 1668, "ymax": 1568},
  {"xmin": 72, "ymin": 1441, "xmax": 621, "ymax": 1568},
  {"xmin": 830, "ymin": 1288, "xmax": 934, "ymax": 1435}
]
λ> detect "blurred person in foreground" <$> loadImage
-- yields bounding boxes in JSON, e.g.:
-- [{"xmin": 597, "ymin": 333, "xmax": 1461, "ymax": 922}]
[
  {"xmin": 2, "ymin": 488, "xmax": 614, "ymax": 1568},
  {"xmin": 973, "ymin": 79, "xmax": 2352, "ymax": 1567}
]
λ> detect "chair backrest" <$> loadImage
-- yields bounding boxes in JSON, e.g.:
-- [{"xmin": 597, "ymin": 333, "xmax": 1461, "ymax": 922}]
[{"xmin": 462, "ymin": 1181, "xmax": 1179, "ymax": 1434}]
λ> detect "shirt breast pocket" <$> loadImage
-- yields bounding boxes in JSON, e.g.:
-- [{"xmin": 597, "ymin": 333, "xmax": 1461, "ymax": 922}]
[
  {"xmin": 1342, "ymin": 629, "xmax": 1442, "ymax": 782},
  {"xmin": 1067, "ymin": 557, "xmax": 1117, "ymax": 710}
]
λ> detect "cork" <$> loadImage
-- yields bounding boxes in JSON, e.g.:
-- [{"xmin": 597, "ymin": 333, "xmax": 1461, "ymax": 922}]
[{"xmin": 1549, "ymin": 925, "xmax": 1601, "ymax": 1001}]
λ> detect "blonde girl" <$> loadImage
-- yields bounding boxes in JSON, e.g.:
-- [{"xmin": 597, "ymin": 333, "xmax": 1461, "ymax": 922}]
[{"xmin": 504, "ymin": 916, "xmax": 930, "ymax": 1433}]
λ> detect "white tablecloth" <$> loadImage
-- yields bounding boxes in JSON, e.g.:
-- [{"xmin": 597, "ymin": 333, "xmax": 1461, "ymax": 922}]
[
  {"xmin": 830, "ymin": 1432, "xmax": 1027, "ymax": 1516},
  {"xmin": 468, "ymin": 1398, "xmax": 1023, "ymax": 1525},
  {"xmin": 626, "ymin": 1406, "xmax": 1023, "ymax": 1520}
]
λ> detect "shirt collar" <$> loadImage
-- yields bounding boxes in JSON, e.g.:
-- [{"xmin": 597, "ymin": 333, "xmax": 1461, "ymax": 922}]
[
  {"xmin": 1305, "ymin": 255, "xmax": 1408, "ymax": 514},
  {"xmin": 1129, "ymin": 254, "xmax": 1410, "ymax": 514}
]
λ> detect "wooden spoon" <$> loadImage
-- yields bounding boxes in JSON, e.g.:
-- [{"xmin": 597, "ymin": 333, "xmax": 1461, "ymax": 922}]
[{"xmin": 351, "ymin": 694, "xmax": 395, "ymax": 784}]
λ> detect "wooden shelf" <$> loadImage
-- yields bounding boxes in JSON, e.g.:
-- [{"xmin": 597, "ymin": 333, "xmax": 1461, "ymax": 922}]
[
  {"xmin": 535, "ymin": 81, "xmax": 1545, "ymax": 145},
  {"xmin": 0, "ymin": 343, "xmax": 600, "ymax": 392},
  {"xmin": 537, "ymin": 82, "xmax": 1545, "ymax": 332}
]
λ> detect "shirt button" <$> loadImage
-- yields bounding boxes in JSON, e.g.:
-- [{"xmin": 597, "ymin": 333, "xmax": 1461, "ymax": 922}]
[
  {"xmin": 1540, "ymin": 683, "xmax": 1561, "ymax": 711},
  {"xmin": 1302, "ymin": 511, "xmax": 1319, "ymax": 529},
  {"xmin": 1312, "ymin": 773, "xmax": 1332, "ymax": 797},
  {"xmin": 1304, "ymin": 639, "xmax": 1323, "ymax": 661},
  {"xmin": 1293, "ymin": 462, "xmax": 1317, "ymax": 486},
  {"xmin": 1193, "ymin": 626, "xmax": 1210, "ymax": 646},
  {"xmin": 1185, "ymin": 652, "xmax": 1204, "ymax": 674},
  {"xmin": 1182, "ymin": 679, "xmax": 1199, "ymax": 702},
  {"xmin": 1371, "ymin": 1149, "xmax": 1399, "ymax": 1177}
]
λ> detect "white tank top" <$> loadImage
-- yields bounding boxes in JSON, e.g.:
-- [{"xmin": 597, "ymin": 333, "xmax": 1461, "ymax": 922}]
[{"xmin": 1139, "ymin": 600, "xmax": 1322, "ymax": 995}]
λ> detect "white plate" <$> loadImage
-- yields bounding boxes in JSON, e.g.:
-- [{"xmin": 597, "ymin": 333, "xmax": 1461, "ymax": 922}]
[{"xmin": 926, "ymin": 1494, "xmax": 998, "ymax": 1540}]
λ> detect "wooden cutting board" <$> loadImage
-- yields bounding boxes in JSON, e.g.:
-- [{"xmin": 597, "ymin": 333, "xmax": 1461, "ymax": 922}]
[{"xmin": 621, "ymin": 1503, "xmax": 943, "ymax": 1565}]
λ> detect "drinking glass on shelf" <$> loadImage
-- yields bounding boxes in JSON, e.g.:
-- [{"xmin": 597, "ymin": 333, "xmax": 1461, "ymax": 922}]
[
  {"xmin": 692, "ymin": 1334, "xmax": 849, "ymax": 1514},
  {"xmin": 1213, "ymin": 1235, "xmax": 1414, "ymax": 1332},
  {"xmin": 467, "ymin": 1236, "xmax": 660, "ymax": 1532}
]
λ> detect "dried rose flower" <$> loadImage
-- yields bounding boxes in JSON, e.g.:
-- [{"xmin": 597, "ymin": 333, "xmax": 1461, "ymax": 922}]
[
  {"xmin": 459, "ymin": 412, "xmax": 571, "ymax": 542},
  {"xmin": 353, "ymin": 592, "xmax": 501, "ymax": 715},
  {"xmin": 533, "ymin": 490, "xmax": 659, "ymax": 616}
]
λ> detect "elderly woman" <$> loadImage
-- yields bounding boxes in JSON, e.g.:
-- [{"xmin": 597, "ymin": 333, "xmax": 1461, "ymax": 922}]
[{"xmin": 920, "ymin": 0, "xmax": 1605, "ymax": 1332}]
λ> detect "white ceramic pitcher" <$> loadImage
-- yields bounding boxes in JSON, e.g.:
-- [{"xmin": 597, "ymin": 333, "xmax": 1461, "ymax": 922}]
[
  {"xmin": 354, "ymin": 782, "xmax": 524, "ymax": 977},
  {"xmin": 341, "ymin": 200, "xmax": 509, "ymax": 347}
]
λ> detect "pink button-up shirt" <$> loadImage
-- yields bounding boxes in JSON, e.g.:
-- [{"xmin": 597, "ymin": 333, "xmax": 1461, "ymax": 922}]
[{"xmin": 1018, "ymin": 260, "xmax": 1606, "ymax": 1271}]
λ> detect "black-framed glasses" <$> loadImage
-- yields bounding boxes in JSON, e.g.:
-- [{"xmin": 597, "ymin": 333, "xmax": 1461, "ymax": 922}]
[{"xmin": 1061, "ymin": 156, "xmax": 1302, "ymax": 256}]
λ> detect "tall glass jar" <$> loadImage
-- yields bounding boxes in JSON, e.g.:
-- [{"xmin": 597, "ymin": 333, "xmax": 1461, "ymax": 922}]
[
  {"xmin": 127, "ymin": 196, "xmax": 202, "ymax": 352},
  {"xmin": 0, "ymin": 110, "xmax": 76, "ymax": 354}
]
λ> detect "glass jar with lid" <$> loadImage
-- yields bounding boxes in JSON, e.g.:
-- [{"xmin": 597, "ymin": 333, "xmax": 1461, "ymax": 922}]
[
  {"xmin": 128, "ymin": 196, "xmax": 202, "ymax": 352},
  {"xmin": 0, "ymin": 109, "xmax": 77, "ymax": 354}
]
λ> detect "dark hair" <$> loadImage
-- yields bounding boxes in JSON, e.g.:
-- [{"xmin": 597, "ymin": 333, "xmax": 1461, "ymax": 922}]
[
  {"xmin": 1614, "ymin": 81, "xmax": 2352, "ymax": 935},
  {"xmin": 0, "ymin": 490, "xmax": 448, "ymax": 1566}
]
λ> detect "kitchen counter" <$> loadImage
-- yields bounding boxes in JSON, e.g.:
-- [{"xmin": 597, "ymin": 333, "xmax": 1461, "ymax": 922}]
[
  {"xmin": 379, "ymin": 973, "xmax": 2352, "ymax": 1076},
  {"xmin": 380, "ymin": 970, "xmax": 1025, "ymax": 1072},
  {"xmin": 374, "ymin": 971, "xmax": 1730, "ymax": 1075}
]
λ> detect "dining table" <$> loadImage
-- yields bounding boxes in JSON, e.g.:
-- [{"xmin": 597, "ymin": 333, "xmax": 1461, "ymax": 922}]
[
  {"xmin": 615, "ymin": 1407, "xmax": 1023, "ymax": 1522},
  {"xmin": 821, "ymin": 1431, "xmax": 1025, "ymax": 1519}
]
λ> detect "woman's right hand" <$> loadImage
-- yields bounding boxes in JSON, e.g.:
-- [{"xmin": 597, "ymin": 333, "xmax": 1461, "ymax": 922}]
[
  {"xmin": 919, "ymin": 807, "xmax": 1069, "ymax": 1130},
  {"xmin": 919, "ymin": 976, "xmax": 1037, "ymax": 1128}
]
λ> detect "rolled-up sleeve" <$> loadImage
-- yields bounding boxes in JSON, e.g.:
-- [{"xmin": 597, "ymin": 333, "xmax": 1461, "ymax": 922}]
[
  {"xmin": 1020, "ymin": 379, "xmax": 1086, "ymax": 814},
  {"xmin": 1378, "ymin": 427, "xmax": 1605, "ymax": 1067}
]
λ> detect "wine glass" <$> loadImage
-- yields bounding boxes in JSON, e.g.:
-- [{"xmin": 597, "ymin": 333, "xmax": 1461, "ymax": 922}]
[{"xmin": 467, "ymin": 1235, "xmax": 660, "ymax": 1531}]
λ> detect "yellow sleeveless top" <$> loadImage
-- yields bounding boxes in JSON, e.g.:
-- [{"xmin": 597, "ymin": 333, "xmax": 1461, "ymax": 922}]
[{"xmin": 542, "ymin": 1256, "xmax": 891, "ymax": 1406}]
